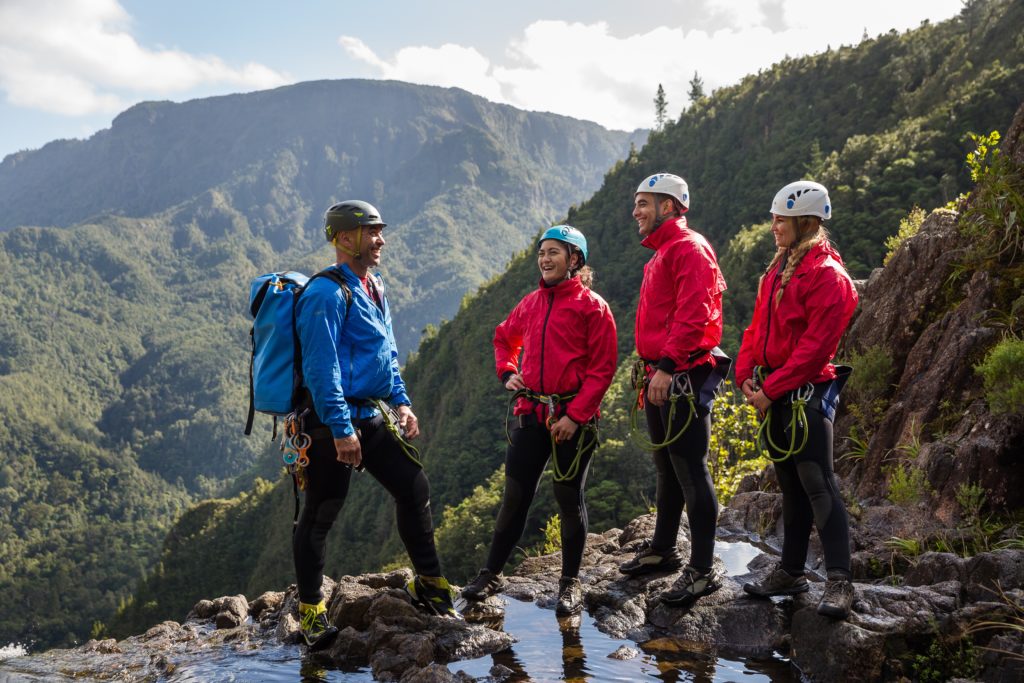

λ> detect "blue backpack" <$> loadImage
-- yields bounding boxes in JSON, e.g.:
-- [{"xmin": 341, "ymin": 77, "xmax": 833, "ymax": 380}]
[{"xmin": 244, "ymin": 268, "xmax": 351, "ymax": 436}]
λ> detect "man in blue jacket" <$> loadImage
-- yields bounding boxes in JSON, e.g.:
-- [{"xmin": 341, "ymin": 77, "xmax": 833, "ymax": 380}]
[{"xmin": 293, "ymin": 200, "xmax": 458, "ymax": 649}]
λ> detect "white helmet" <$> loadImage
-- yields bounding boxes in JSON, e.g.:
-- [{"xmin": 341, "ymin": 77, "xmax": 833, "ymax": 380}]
[
  {"xmin": 771, "ymin": 180, "xmax": 832, "ymax": 220},
  {"xmin": 636, "ymin": 173, "xmax": 689, "ymax": 210}
]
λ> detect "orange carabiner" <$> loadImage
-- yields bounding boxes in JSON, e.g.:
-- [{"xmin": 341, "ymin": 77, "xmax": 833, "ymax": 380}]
[{"xmin": 292, "ymin": 432, "xmax": 311, "ymax": 467}]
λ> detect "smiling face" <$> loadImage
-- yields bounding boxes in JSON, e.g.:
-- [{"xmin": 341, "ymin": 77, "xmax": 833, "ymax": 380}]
[
  {"xmin": 537, "ymin": 239, "xmax": 576, "ymax": 284},
  {"xmin": 633, "ymin": 192, "xmax": 675, "ymax": 237},
  {"xmin": 770, "ymin": 214, "xmax": 798, "ymax": 248},
  {"xmin": 360, "ymin": 225, "xmax": 385, "ymax": 267}
]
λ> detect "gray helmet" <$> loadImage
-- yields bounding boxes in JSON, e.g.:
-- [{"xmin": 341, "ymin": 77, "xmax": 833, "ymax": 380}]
[{"xmin": 324, "ymin": 200, "xmax": 386, "ymax": 241}]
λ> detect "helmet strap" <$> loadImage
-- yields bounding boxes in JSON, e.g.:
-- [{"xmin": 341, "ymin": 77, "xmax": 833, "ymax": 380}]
[{"xmin": 334, "ymin": 226, "xmax": 363, "ymax": 259}]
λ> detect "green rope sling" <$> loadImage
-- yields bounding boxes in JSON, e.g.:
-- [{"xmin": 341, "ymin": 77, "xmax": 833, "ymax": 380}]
[
  {"xmin": 628, "ymin": 359, "xmax": 696, "ymax": 450},
  {"xmin": 753, "ymin": 367, "xmax": 813, "ymax": 462},
  {"xmin": 371, "ymin": 399, "xmax": 423, "ymax": 467},
  {"xmin": 505, "ymin": 388, "xmax": 597, "ymax": 483}
]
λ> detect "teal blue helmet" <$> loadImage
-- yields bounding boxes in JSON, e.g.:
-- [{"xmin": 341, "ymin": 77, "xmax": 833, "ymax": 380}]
[{"xmin": 539, "ymin": 225, "xmax": 588, "ymax": 266}]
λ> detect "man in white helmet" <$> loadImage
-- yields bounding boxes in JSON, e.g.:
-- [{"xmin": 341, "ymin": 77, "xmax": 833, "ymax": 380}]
[{"xmin": 620, "ymin": 173, "xmax": 729, "ymax": 608}]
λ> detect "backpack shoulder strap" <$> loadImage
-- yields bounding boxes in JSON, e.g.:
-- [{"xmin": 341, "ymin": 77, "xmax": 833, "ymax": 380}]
[{"xmin": 307, "ymin": 268, "xmax": 353, "ymax": 319}]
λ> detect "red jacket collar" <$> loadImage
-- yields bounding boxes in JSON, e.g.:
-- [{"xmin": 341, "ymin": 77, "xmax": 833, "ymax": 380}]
[
  {"xmin": 535, "ymin": 274, "xmax": 585, "ymax": 296},
  {"xmin": 777, "ymin": 240, "xmax": 845, "ymax": 278},
  {"xmin": 640, "ymin": 215, "xmax": 687, "ymax": 251}
]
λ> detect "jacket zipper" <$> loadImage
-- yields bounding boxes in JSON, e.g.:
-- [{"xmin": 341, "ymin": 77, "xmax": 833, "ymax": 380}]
[
  {"xmin": 762, "ymin": 267, "xmax": 781, "ymax": 370},
  {"xmin": 539, "ymin": 289, "xmax": 555, "ymax": 393}
]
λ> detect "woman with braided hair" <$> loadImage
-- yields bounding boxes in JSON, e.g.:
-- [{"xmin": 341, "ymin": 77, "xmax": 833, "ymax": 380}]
[{"xmin": 735, "ymin": 180, "xmax": 860, "ymax": 619}]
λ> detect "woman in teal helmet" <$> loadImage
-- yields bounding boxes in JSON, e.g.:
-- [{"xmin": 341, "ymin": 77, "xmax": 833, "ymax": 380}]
[{"xmin": 462, "ymin": 225, "xmax": 618, "ymax": 618}]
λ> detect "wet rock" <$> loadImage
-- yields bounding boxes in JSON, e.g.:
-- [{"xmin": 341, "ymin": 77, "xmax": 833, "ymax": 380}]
[
  {"xmin": 789, "ymin": 581, "xmax": 962, "ymax": 681},
  {"xmin": 329, "ymin": 625, "xmax": 370, "ymax": 662},
  {"xmin": 357, "ymin": 568, "xmax": 414, "ymax": 590},
  {"xmin": 189, "ymin": 599, "xmax": 216, "ymax": 620},
  {"xmin": 487, "ymin": 663, "xmax": 516, "ymax": 681},
  {"xmin": 431, "ymin": 616, "xmax": 515, "ymax": 662},
  {"xmin": 718, "ymin": 490, "xmax": 783, "ymax": 537},
  {"xmin": 608, "ymin": 644, "xmax": 639, "ymax": 660},
  {"xmin": 141, "ymin": 621, "xmax": 181, "ymax": 641},
  {"xmin": 398, "ymin": 662, "xmax": 473, "ymax": 682},
  {"xmin": 150, "ymin": 652, "xmax": 177, "ymax": 674},
  {"xmin": 81, "ymin": 638, "xmax": 122, "ymax": 654},
  {"xmin": 330, "ymin": 580, "xmax": 386, "ymax": 631},
  {"xmin": 187, "ymin": 594, "xmax": 253, "ymax": 629},
  {"xmin": 461, "ymin": 595, "xmax": 505, "ymax": 624},
  {"xmin": 249, "ymin": 590, "xmax": 284, "ymax": 620}
]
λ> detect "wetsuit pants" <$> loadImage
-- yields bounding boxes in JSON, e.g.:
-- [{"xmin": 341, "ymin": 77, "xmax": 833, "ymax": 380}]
[
  {"xmin": 646, "ymin": 364, "xmax": 719, "ymax": 571},
  {"xmin": 766, "ymin": 400, "xmax": 851, "ymax": 578},
  {"xmin": 293, "ymin": 414, "xmax": 442, "ymax": 604},
  {"xmin": 484, "ymin": 417, "xmax": 596, "ymax": 578}
]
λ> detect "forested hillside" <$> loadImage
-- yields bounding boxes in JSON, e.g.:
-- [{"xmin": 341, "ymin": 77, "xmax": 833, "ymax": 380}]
[
  {"xmin": 112, "ymin": 0, "xmax": 1024, "ymax": 637},
  {"xmin": 0, "ymin": 79, "xmax": 642, "ymax": 356},
  {"xmin": 0, "ymin": 82, "xmax": 641, "ymax": 650}
]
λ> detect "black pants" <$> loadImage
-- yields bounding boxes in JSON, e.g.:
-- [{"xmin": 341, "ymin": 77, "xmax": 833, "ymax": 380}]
[
  {"xmin": 292, "ymin": 414, "xmax": 441, "ymax": 604},
  {"xmin": 485, "ymin": 418, "xmax": 596, "ymax": 578},
  {"xmin": 767, "ymin": 401, "xmax": 851, "ymax": 578},
  {"xmin": 646, "ymin": 369, "xmax": 718, "ymax": 571}
]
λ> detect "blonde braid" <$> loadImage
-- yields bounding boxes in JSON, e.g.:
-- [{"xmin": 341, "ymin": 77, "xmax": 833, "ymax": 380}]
[{"xmin": 775, "ymin": 218, "xmax": 826, "ymax": 305}]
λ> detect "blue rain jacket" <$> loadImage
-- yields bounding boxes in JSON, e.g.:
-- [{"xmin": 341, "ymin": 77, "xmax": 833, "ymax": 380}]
[{"xmin": 295, "ymin": 263, "xmax": 410, "ymax": 438}]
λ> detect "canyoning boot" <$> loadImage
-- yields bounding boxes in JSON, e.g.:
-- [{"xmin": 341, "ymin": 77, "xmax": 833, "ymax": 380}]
[
  {"xmin": 555, "ymin": 577, "xmax": 584, "ymax": 616},
  {"xmin": 461, "ymin": 568, "xmax": 506, "ymax": 602},
  {"xmin": 298, "ymin": 600, "xmax": 338, "ymax": 651},
  {"xmin": 618, "ymin": 540, "xmax": 684, "ymax": 576},
  {"xmin": 817, "ymin": 572, "xmax": 854, "ymax": 619},
  {"xmin": 743, "ymin": 565, "xmax": 810, "ymax": 598},
  {"xmin": 407, "ymin": 575, "xmax": 462, "ymax": 618},
  {"xmin": 660, "ymin": 565, "xmax": 722, "ymax": 607}
]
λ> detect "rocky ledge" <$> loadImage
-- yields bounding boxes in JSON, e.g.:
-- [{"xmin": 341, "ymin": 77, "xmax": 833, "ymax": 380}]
[{"xmin": 7, "ymin": 510, "xmax": 1022, "ymax": 682}]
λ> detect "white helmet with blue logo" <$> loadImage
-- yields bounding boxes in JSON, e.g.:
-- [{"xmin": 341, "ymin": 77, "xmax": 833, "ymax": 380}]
[
  {"xmin": 636, "ymin": 173, "xmax": 689, "ymax": 210},
  {"xmin": 771, "ymin": 180, "xmax": 832, "ymax": 220}
]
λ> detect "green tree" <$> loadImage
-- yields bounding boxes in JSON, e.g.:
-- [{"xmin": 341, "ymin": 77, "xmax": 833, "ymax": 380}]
[
  {"xmin": 654, "ymin": 83, "xmax": 668, "ymax": 130},
  {"xmin": 687, "ymin": 71, "xmax": 706, "ymax": 104}
]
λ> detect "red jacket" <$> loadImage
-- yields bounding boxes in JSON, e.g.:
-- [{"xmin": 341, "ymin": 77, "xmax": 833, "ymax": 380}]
[
  {"xmin": 635, "ymin": 217, "xmax": 726, "ymax": 372},
  {"xmin": 735, "ymin": 241, "xmax": 859, "ymax": 399},
  {"xmin": 494, "ymin": 276, "xmax": 618, "ymax": 423}
]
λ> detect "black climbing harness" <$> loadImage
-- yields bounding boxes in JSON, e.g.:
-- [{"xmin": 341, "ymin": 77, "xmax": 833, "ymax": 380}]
[
  {"xmin": 280, "ymin": 399, "xmax": 422, "ymax": 529},
  {"xmin": 752, "ymin": 365, "xmax": 852, "ymax": 462},
  {"xmin": 505, "ymin": 388, "xmax": 598, "ymax": 482},
  {"xmin": 628, "ymin": 358, "xmax": 697, "ymax": 450}
]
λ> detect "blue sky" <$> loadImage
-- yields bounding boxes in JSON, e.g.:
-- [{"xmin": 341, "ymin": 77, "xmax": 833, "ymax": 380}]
[{"xmin": 0, "ymin": 0, "xmax": 964, "ymax": 160}]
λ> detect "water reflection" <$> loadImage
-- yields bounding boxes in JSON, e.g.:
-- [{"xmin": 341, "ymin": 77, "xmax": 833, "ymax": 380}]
[
  {"xmin": 558, "ymin": 616, "xmax": 587, "ymax": 683},
  {"xmin": 457, "ymin": 597, "xmax": 794, "ymax": 682},
  {"xmin": 456, "ymin": 541, "xmax": 796, "ymax": 682}
]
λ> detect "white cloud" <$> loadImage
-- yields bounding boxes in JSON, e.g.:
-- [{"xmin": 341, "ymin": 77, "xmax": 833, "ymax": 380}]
[
  {"xmin": 340, "ymin": 36, "xmax": 504, "ymax": 102},
  {"xmin": 340, "ymin": 0, "xmax": 962, "ymax": 131},
  {"xmin": 0, "ymin": 0, "xmax": 289, "ymax": 116}
]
